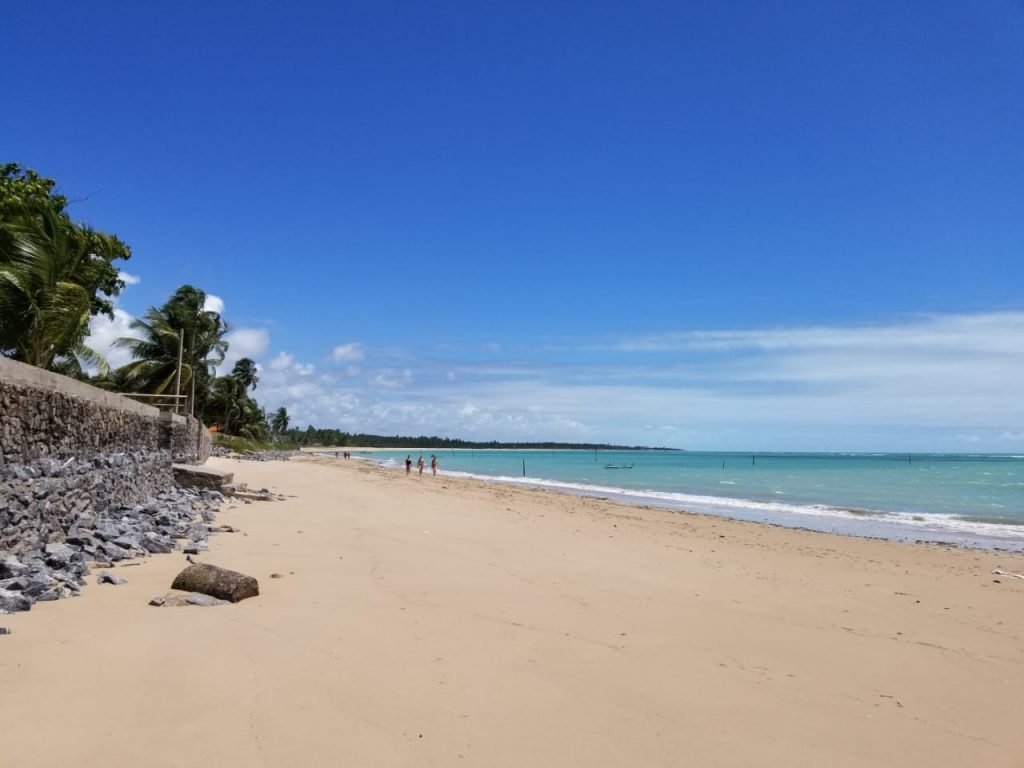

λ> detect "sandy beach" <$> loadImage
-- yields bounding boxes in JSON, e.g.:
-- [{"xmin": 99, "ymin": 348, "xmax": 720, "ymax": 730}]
[{"xmin": 3, "ymin": 453, "xmax": 1023, "ymax": 767}]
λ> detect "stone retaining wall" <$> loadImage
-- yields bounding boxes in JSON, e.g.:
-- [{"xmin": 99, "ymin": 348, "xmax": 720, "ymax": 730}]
[
  {"xmin": 0, "ymin": 357, "xmax": 210, "ymax": 559},
  {"xmin": 163, "ymin": 412, "xmax": 212, "ymax": 464}
]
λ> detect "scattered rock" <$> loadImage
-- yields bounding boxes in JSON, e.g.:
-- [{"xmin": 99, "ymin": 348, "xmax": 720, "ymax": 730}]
[
  {"xmin": 170, "ymin": 563, "xmax": 259, "ymax": 603},
  {"xmin": 148, "ymin": 591, "xmax": 229, "ymax": 607},
  {"xmin": 44, "ymin": 542, "xmax": 77, "ymax": 568},
  {"xmin": 212, "ymin": 447, "xmax": 298, "ymax": 462},
  {"xmin": 270, "ymin": 572, "xmax": 283, "ymax": 579},
  {"xmin": 0, "ymin": 555, "xmax": 28, "ymax": 579},
  {"xmin": 0, "ymin": 627, "xmax": 11, "ymax": 635},
  {"xmin": 97, "ymin": 571, "xmax": 128, "ymax": 586},
  {"xmin": 0, "ymin": 588, "xmax": 32, "ymax": 613},
  {"xmin": 222, "ymin": 482, "xmax": 286, "ymax": 501},
  {"xmin": 186, "ymin": 592, "xmax": 228, "ymax": 607}
]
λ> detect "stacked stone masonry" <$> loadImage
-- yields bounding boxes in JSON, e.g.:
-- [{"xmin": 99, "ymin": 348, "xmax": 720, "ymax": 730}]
[{"xmin": 0, "ymin": 357, "xmax": 211, "ymax": 563}]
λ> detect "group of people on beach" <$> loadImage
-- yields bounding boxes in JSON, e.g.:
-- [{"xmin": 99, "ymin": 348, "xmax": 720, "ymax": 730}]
[{"xmin": 405, "ymin": 454, "xmax": 438, "ymax": 476}]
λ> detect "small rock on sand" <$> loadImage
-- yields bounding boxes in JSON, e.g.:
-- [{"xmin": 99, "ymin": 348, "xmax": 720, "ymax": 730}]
[
  {"xmin": 97, "ymin": 571, "xmax": 128, "ymax": 586},
  {"xmin": 148, "ymin": 592, "xmax": 229, "ymax": 607}
]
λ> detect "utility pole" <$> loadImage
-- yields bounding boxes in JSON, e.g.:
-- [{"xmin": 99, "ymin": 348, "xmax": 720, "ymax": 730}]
[{"xmin": 175, "ymin": 330, "xmax": 184, "ymax": 413}]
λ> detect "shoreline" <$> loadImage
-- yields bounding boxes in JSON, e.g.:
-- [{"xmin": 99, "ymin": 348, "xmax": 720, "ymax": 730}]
[
  {"xmin": 3, "ymin": 454, "xmax": 1023, "ymax": 766},
  {"xmin": 335, "ymin": 450, "xmax": 1024, "ymax": 553}
]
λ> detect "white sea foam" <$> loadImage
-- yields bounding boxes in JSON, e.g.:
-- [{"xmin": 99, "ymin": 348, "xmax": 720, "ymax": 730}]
[{"xmin": 437, "ymin": 469, "xmax": 1024, "ymax": 550}]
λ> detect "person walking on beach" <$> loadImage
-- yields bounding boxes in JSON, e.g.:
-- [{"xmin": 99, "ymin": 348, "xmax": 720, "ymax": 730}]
[
  {"xmin": 417, "ymin": 455, "xmax": 425, "ymax": 475},
  {"xmin": 405, "ymin": 455, "xmax": 412, "ymax": 474},
  {"xmin": 430, "ymin": 455, "xmax": 437, "ymax": 476}
]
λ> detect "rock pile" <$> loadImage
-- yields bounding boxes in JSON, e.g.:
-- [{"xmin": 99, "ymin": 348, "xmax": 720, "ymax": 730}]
[
  {"xmin": 1, "ymin": 452, "xmax": 174, "ymax": 556},
  {"xmin": 210, "ymin": 446, "xmax": 299, "ymax": 461},
  {"xmin": 0, "ymin": 485, "xmax": 224, "ymax": 614}
]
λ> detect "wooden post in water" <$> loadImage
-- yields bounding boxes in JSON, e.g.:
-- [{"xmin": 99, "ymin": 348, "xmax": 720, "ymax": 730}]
[{"xmin": 522, "ymin": 459, "xmax": 526, "ymax": 477}]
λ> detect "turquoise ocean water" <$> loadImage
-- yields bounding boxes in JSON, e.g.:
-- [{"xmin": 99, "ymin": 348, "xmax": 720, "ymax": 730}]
[{"xmin": 341, "ymin": 450, "xmax": 1024, "ymax": 550}]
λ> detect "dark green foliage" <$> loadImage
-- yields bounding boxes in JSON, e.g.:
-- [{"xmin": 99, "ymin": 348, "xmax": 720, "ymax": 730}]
[
  {"xmin": 0, "ymin": 163, "xmax": 130, "ymax": 370},
  {"xmin": 278, "ymin": 425, "xmax": 666, "ymax": 451},
  {"xmin": 231, "ymin": 357, "xmax": 258, "ymax": 390},
  {"xmin": 114, "ymin": 285, "xmax": 228, "ymax": 417},
  {"xmin": 270, "ymin": 407, "xmax": 290, "ymax": 435},
  {"xmin": 207, "ymin": 372, "xmax": 268, "ymax": 440}
]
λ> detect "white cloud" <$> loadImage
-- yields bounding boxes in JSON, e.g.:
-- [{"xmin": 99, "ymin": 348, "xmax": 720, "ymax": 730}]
[
  {"xmin": 331, "ymin": 342, "xmax": 364, "ymax": 362},
  {"xmin": 118, "ymin": 271, "xmax": 141, "ymax": 286},
  {"xmin": 269, "ymin": 352, "xmax": 296, "ymax": 371},
  {"xmin": 203, "ymin": 294, "xmax": 225, "ymax": 315},
  {"xmin": 371, "ymin": 368, "xmax": 413, "ymax": 389},
  {"xmin": 219, "ymin": 327, "xmax": 270, "ymax": 373},
  {"xmin": 87, "ymin": 308, "xmax": 140, "ymax": 369},
  {"xmin": 89, "ymin": 308, "xmax": 1024, "ymax": 451},
  {"xmin": 225, "ymin": 328, "xmax": 269, "ymax": 359}
]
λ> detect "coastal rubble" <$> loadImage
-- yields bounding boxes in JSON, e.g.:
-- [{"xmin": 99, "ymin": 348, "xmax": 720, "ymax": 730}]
[
  {"xmin": 224, "ymin": 482, "xmax": 286, "ymax": 502},
  {"xmin": 210, "ymin": 446, "xmax": 299, "ymax": 462},
  {"xmin": 148, "ymin": 592, "xmax": 229, "ymax": 607},
  {"xmin": 0, "ymin": 484, "xmax": 225, "ymax": 613}
]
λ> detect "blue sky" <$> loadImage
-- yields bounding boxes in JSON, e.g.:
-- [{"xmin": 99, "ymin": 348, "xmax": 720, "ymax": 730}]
[{"xmin": 4, "ymin": 1, "xmax": 1024, "ymax": 450}]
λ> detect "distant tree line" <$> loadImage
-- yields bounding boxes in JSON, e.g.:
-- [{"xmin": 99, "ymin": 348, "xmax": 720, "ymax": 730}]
[{"xmin": 280, "ymin": 426, "xmax": 671, "ymax": 451}]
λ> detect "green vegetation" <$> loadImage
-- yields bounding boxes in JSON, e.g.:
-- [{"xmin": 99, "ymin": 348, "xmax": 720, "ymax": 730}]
[
  {"xmin": 212, "ymin": 432, "xmax": 286, "ymax": 454},
  {"xmin": 0, "ymin": 163, "xmax": 130, "ymax": 371},
  {"xmin": 279, "ymin": 425, "xmax": 669, "ymax": 451},
  {"xmin": 113, "ymin": 285, "xmax": 228, "ymax": 417},
  {"xmin": 0, "ymin": 164, "xmax": 270, "ymax": 442},
  {"xmin": 270, "ymin": 406, "xmax": 290, "ymax": 437},
  {"xmin": 205, "ymin": 357, "xmax": 268, "ymax": 440}
]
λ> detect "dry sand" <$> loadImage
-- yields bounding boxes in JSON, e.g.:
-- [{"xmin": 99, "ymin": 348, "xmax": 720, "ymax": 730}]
[{"xmin": 2, "ymin": 454, "xmax": 1023, "ymax": 767}]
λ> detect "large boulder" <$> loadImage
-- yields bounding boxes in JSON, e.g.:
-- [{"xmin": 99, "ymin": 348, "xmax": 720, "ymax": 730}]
[{"xmin": 170, "ymin": 563, "xmax": 259, "ymax": 603}]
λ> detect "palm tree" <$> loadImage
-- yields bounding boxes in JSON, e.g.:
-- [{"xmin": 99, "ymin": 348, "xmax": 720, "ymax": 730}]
[
  {"xmin": 0, "ymin": 204, "xmax": 112, "ymax": 373},
  {"xmin": 270, "ymin": 406, "xmax": 290, "ymax": 435},
  {"xmin": 208, "ymin": 375, "xmax": 246, "ymax": 434},
  {"xmin": 231, "ymin": 357, "xmax": 259, "ymax": 391},
  {"xmin": 238, "ymin": 400, "xmax": 269, "ymax": 441},
  {"xmin": 114, "ymin": 285, "xmax": 228, "ymax": 416},
  {"xmin": 207, "ymin": 374, "xmax": 270, "ymax": 438}
]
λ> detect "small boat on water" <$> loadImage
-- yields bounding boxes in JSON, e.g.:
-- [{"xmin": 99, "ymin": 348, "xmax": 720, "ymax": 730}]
[{"xmin": 603, "ymin": 463, "xmax": 634, "ymax": 469}]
